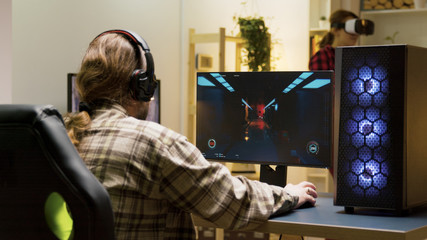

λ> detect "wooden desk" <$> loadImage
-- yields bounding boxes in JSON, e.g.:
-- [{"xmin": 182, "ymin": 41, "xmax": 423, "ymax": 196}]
[{"xmin": 194, "ymin": 194, "xmax": 427, "ymax": 240}]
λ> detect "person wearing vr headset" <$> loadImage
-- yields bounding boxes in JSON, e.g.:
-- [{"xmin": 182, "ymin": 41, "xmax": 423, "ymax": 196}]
[
  {"xmin": 64, "ymin": 30, "xmax": 317, "ymax": 239},
  {"xmin": 309, "ymin": 9, "xmax": 374, "ymax": 71}
]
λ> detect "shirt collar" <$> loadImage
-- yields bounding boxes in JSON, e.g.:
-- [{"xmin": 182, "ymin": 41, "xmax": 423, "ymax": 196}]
[{"xmin": 91, "ymin": 99, "xmax": 129, "ymax": 118}]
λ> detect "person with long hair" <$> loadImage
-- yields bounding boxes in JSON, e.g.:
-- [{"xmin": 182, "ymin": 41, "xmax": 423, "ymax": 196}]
[
  {"xmin": 309, "ymin": 10, "xmax": 360, "ymax": 70},
  {"xmin": 65, "ymin": 30, "xmax": 317, "ymax": 239}
]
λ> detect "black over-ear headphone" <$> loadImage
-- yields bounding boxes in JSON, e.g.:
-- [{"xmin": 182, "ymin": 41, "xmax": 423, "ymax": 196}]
[{"xmin": 95, "ymin": 29, "xmax": 157, "ymax": 102}]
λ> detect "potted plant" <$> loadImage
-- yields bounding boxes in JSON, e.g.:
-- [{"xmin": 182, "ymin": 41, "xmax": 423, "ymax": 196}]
[
  {"xmin": 319, "ymin": 16, "xmax": 328, "ymax": 29},
  {"xmin": 384, "ymin": 31, "xmax": 399, "ymax": 44},
  {"xmin": 236, "ymin": 16, "xmax": 271, "ymax": 72}
]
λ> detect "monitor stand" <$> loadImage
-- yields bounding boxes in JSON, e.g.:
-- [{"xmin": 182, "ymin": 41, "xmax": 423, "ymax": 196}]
[{"xmin": 260, "ymin": 165, "xmax": 287, "ymax": 187}]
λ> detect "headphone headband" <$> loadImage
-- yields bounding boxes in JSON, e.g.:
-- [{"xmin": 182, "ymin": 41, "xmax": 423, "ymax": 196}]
[
  {"xmin": 94, "ymin": 29, "xmax": 157, "ymax": 102},
  {"xmin": 96, "ymin": 29, "xmax": 151, "ymax": 52}
]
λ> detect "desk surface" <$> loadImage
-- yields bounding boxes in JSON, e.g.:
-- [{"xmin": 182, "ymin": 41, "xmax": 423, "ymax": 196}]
[{"xmin": 194, "ymin": 194, "xmax": 427, "ymax": 240}]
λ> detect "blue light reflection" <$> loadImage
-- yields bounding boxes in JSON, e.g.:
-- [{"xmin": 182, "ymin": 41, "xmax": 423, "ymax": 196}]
[{"xmin": 343, "ymin": 60, "xmax": 390, "ymax": 198}]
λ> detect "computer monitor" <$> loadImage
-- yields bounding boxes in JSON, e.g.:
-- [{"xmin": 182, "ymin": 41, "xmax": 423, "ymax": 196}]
[
  {"xmin": 67, "ymin": 73, "xmax": 161, "ymax": 124},
  {"xmin": 146, "ymin": 79, "xmax": 161, "ymax": 123},
  {"xmin": 196, "ymin": 71, "xmax": 333, "ymax": 186},
  {"xmin": 67, "ymin": 73, "xmax": 80, "ymax": 113}
]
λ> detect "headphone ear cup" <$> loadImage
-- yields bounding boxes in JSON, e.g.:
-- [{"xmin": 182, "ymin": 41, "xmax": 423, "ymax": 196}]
[
  {"xmin": 130, "ymin": 69, "xmax": 157, "ymax": 102},
  {"xmin": 144, "ymin": 52, "xmax": 155, "ymax": 78}
]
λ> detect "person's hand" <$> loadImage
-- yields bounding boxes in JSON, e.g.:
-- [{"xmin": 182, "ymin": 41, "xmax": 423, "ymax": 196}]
[{"xmin": 284, "ymin": 181, "xmax": 317, "ymax": 209}]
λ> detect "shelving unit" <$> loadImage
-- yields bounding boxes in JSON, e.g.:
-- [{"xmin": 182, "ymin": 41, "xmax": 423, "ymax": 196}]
[
  {"xmin": 308, "ymin": 0, "xmax": 340, "ymax": 58},
  {"xmin": 360, "ymin": 8, "xmax": 427, "ymax": 48},
  {"xmin": 309, "ymin": 0, "xmax": 328, "ymax": 58},
  {"xmin": 309, "ymin": 30, "xmax": 327, "ymax": 57},
  {"xmin": 187, "ymin": 28, "xmax": 245, "ymax": 144}
]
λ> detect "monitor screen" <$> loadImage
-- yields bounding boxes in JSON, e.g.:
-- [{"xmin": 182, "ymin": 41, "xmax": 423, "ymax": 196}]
[
  {"xmin": 67, "ymin": 73, "xmax": 161, "ymax": 124},
  {"xmin": 67, "ymin": 73, "xmax": 80, "ymax": 113},
  {"xmin": 146, "ymin": 80, "xmax": 161, "ymax": 123},
  {"xmin": 196, "ymin": 71, "xmax": 333, "ymax": 168}
]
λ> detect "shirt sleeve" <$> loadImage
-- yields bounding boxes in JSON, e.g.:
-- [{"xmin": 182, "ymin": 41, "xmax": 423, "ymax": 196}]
[{"xmin": 157, "ymin": 134, "xmax": 298, "ymax": 231}]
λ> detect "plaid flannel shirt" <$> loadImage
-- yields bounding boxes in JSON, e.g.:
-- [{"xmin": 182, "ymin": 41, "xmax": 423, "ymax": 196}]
[
  {"xmin": 77, "ymin": 102, "xmax": 298, "ymax": 239},
  {"xmin": 309, "ymin": 45, "xmax": 335, "ymax": 71}
]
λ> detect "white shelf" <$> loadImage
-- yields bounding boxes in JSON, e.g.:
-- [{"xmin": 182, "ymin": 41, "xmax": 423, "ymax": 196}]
[
  {"xmin": 361, "ymin": 8, "xmax": 427, "ymax": 15},
  {"xmin": 309, "ymin": 28, "xmax": 329, "ymax": 32}
]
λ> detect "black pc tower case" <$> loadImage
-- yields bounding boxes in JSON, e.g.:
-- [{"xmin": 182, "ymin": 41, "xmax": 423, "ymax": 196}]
[{"xmin": 334, "ymin": 44, "xmax": 427, "ymax": 213}]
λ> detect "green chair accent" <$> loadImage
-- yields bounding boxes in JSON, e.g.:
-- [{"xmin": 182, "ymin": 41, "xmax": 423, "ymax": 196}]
[{"xmin": 45, "ymin": 192, "xmax": 74, "ymax": 240}]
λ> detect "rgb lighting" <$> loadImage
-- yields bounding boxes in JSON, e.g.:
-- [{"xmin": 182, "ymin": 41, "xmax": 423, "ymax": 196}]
[
  {"xmin": 197, "ymin": 76, "xmax": 216, "ymax": 87},
  {"xmin": 241, "ymin": 98, "xmax": 253, "ymax": 110},
  {"xmin": 264, "ymin": 98, "xmax": 276, "ymax": 110},
  {"xmin": 342, "ymin": 58, "xmax": 390, "ymax": 197},
  {"xmin": 210, "ymin": 73, "xmax": 235, "ymax": 92},
  {"xmin": 282, "ymin": 72, "xmax": 313, "ymax": 93},
  {"xmin": 303, "ymin": 79, "xmax": 331, "ymax": 89}
]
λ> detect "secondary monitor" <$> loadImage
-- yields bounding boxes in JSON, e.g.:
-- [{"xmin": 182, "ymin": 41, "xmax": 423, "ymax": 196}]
[
  {"xmin": 67, "ymin": 73, "xmax": 161, "ymax": 123},
  {"xmin": 196, "ymin": 71, "xmax": 333, "ymax": 169}
]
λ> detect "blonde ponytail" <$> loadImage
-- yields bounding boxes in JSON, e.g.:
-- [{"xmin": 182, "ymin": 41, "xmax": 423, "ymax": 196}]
[{"xmin": 63, "ymin": 111, "xmax": 91, "ymax": 147}]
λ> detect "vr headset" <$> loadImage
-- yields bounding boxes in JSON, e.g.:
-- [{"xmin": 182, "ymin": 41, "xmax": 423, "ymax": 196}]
[{"xmin": 331, "ymin": 19, "xmax": 374, "ymax": 35}]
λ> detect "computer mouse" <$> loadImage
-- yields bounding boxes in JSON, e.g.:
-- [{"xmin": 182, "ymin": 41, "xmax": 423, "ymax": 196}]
[{"xmin": 299, "ymin": 201, "xmax": 316, "ymax": 209}]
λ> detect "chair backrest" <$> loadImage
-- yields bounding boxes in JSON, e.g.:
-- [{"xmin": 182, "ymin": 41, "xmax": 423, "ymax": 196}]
[{"xmin": 0, "ymin": 104, "xmax": 115, "ymax": 240}]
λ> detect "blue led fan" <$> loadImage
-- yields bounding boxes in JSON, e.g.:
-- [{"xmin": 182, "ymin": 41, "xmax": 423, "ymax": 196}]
[{"xmin": 335, "ymin": 45, "xmax": 403, "ymax": 209}]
